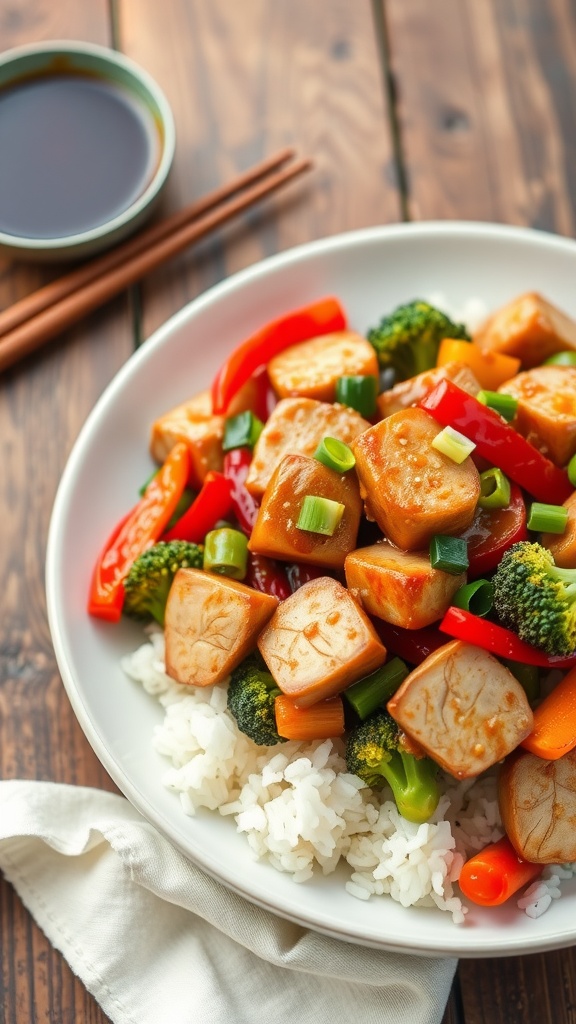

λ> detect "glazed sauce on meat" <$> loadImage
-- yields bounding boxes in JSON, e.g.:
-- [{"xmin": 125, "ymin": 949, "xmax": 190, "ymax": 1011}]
[{"xmin": 0, "ymin": 71, "xmax": 161, "ymax": 238}]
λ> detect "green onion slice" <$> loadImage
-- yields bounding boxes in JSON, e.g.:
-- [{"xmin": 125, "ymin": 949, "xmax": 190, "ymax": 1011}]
[
  {"xmin": 527, "ymin": 501, "xmax": 569, "ymax": 534},
  {"xmin": 335, "ymin": 375, "xmax": 378, "ymax": 418},
  {"xmin": 313, "ymin": 436, "xmax": 356, "ymax": 473},
  {"xmin": 223, "ymin": 411, "xmax": 264, "ymax": 452},
  {"xmin": 431, "ymin": 425, "xmax": 476, "ymax": 464},
  {"xmin": 203, "ymin": 527, "xmax": 248, "ymax": 579},
  {"xmin": 296, "ymin": 495, "xmax": 345, "ymax": 536},
  {"xmin": 429, "ymin": 535, "xmax": 469, "ymax": 574},
  {"xmin": 543, "ymin": 351, "xmax": 576, "ymax": 367},
  {"xmin": 477, "ymin": 390, "xmax": 518, "ymax": 422},
  {"xmin": 343, "ymin": 657, "xmax": 409, "ymax": 720},
  {"xmin": 568, "ymin": 453, "xmax": 576, "ymax": 488},
  {"xmin": 478, "ymin": 467, "xmax": 511, "ymax": 510},
  {"xmin": 453, "ymin": 579, "xmax": 494, "ymax": 617}
]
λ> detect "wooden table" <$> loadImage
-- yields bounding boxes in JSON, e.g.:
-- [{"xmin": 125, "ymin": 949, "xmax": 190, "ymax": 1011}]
[{"xmin": 2, "ymin": 2, "xmax": 576, "ymax": 1021}]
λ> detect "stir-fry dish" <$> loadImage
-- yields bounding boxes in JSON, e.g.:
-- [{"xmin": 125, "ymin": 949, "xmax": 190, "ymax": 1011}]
[{"xmin": 89, "ymin": 290, "xmax": 576, "ymax": 922}]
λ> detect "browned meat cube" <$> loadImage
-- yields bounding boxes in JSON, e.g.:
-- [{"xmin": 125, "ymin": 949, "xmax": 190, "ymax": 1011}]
[
  {"xmin": 499, "ymin": 365, "xmax": 576, "ymax": 467},
  {"xmin": 473, "ymin": 292, "xmax": 576, "ymax": 368},
  {"xmin": 377, "ymin": 362, "xmax": 480, "ymax": 419},
  {"xmin": 267, "ymin": 330, "xmax": 378, "ymax": 402},
  {"xmin": 345, "ymin": 541, "xmax": 465, "ymax": 629},
  {"xmin": 499, "ymin": 748, "xmax": 576, "ymax": 864},
  {"xmin": 249, "ymin": 453, "xmax": 362, "ymax": 568},
  {"xmin": 387, "ymin": 640, "xmax": 533, "ymax": 779},
  {"xmin": 351, "ymin": 407, "xmax": 480, "ymax": 551},
  {"xmin": 257, "ymin": 576, "xmax": 387, "ymax": 707},
  {"xmin": 150, "ymin": 390, "xmax": 224, "ymax": 489},
  {"xmin": 245, "ymin": 397, "xmax": 370, "ymax": 498},
  {"xmin": 164, "ymin": 568, "xmax": 278, "ymax": 686}
]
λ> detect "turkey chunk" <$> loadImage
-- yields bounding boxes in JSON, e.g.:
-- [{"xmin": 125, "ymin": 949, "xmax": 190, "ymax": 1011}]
[
  {"xmin": 267, "ymin": 330, "xmax": 378, "ymax": 402},
  {"xmin": 387, "ymin": 640, "xmax": 533, "ymax": 778},
  {"xmin": 499, "ymin": 365, "xmax": 576, "ymax": 467},
  {"xmin": 499, "ymin": 748, "xmax": 576, "ymax": 864},
  {"xmin": 473, "ymin": 292, "xmax": 576, "ymax": 368},
  {"xmin": 249, "ymin": 453, "xmax": 362, "ymax": 568},
  {"xmin": 344, "ymin": 541, "xmax": 465, "ymax": 629},
  {"xmin": 351, "ymin": 407, "xmax": 480, "ymax": 551},
  {"xmin": 164, "ymin": 568, "xmax": 278, "ymax": 686},
  {"xmin": 150, "ymin": 390, "xmax": 224, "ymax": 489},
  {"xmin": 245, "ymin": 397, "xmax": 370, "ymax": 498},
  {"xmin": 377, "ymin": 362, "xmax": 480, "ymax": 419},
  {"xmin": 257, "ymin": 576, "xmax": 386, "ymax": 707}
]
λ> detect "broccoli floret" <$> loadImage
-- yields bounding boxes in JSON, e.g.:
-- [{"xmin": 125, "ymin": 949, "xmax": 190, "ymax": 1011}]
[
  {"xmin": 345, "ymin": 709, "xmax": 439, "ymax": 824},
  {"xmin": 123, "ymin": 540, "xmax": 203, "ymax": 625},
  {"xmin": 227, "ymin": 653, "xmax": 286, "ymax": 746},
  {"xmin": 493, "ymin": 541, "xmax": 576, "ymax": 656},
  {"xmin": 367, "ymin": 299, "xmax": 470, "ymax": 381}
]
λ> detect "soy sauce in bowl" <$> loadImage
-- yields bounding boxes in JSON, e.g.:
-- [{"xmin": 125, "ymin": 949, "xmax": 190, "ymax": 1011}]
[
  {"xmin": 0, "ymin": 42, "xmax": 175, "ymax": 261},
  {"xmin": 0, "ymin": 72, "xmax": 161, "ymax": 239}
]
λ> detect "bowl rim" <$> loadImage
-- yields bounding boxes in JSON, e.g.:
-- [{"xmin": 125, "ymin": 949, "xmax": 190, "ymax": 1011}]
[{"xmin": 0, "ymin": 39, "xmax": 176, "ymax": 254}]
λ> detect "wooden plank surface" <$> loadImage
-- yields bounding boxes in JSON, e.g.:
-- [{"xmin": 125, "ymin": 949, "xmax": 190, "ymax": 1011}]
[
  {"xmin": 118, "ymin": 0, "xmax": 400, "ymax": 341},
  {"xmin": 0, "ymin": 6, "xmax": 133, "ymax": 1024},
  {"xmin": 381, "ymin": 1, "xmax": 576, "ymax": 1021}
]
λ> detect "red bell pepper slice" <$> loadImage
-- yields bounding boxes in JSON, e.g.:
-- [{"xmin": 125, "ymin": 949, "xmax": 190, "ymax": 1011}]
[
  {"xmin": 89, "ymin": 441, "xmax": 190, "ymax": 622},
  {"xmin": 459, "ymin": 484, "xmax": 528, "ymax": 578},
  {"xmin": 245, "ymin": 552, "xmax": 292, "ymax": 600},
  {"xmin": 211, "ymin": 296, "xmax": 347, "ymax": 415},
  {"xmin": 419, "ymin": 379, "xmax": 573, "ymax": 505},
  {"xmin": 223, "ymin": 447, "xmax": 260, "ymax": 535},
  {"xmin": 440, "ymin": 606, "xmax": 576, "ymax": 669},
  {"xmin": 373, "ymin": 619, "xmax": 447, "ymax": 665},
  {"xmin": 163, "ymin": 470, "xmax": 233, "ymax": 543}
]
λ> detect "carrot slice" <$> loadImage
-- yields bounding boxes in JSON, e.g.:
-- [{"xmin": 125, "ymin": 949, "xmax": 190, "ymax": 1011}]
[
  {"xmin": 521, "ymin": 665, "xmax": 576, "ymax": 759},
  {"xmin": 458, "ymin": 836, "xmax": 541, "ymax": 906},
  {"xmin": 274, "ymin": 694, "xmax": 345, "ymax": 740}
]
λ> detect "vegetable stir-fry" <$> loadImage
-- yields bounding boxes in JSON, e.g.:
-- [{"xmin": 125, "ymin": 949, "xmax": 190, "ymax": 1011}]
[{"xmin": 89, "ymin": 289, "xmax": 576, "ymax": 910}]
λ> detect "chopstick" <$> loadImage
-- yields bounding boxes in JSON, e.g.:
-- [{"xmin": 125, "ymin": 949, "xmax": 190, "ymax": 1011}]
[{"xmin": 0, "ymin": 149, "xmax": 312, "ymax": 373}]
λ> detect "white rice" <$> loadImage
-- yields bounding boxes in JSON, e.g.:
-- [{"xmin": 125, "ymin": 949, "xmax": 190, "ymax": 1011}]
[{"xmin": 121, "ymin": 630, "xmax": 576, "ymax": 924}]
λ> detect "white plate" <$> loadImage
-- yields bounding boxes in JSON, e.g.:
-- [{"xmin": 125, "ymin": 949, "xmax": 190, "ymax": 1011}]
[{"xmin": 46, "ymin": 221, "xmax": 576, "ymax": 958}]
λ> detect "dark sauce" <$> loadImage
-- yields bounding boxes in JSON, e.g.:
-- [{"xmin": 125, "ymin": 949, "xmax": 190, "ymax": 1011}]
[{"xmin": 0, "ymin": 71, "xmax": 162, "ymax": 238}]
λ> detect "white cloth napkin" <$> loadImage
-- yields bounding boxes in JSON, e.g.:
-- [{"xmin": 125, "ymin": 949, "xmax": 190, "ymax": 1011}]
[{"xmin": 0, "ymin": 780, "xmax": 456, "ymax": 1024}]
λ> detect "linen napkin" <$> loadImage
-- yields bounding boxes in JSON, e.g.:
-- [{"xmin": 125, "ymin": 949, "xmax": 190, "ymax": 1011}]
[{"xmin": 0, "ymin": 779, "xmax": 456, "ymax": 1024}]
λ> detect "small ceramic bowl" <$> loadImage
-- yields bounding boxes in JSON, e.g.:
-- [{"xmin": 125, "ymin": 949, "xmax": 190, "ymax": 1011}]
[{"xmin": 0, "ymin": 40, "xmax": 176, "ymax": 262}]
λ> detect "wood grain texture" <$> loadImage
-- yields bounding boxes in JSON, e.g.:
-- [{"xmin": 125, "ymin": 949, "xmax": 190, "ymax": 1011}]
[
  {"xmin": 0, "ymin": 5, "xmax": 128, "ymax": 1024},
  {"xmin": 382, "ymin": 0, "xmax": 576, "ymax": 234},
  {"xmin": 117, "ymin": 0, "xmax": 402, "ymax": 341}
]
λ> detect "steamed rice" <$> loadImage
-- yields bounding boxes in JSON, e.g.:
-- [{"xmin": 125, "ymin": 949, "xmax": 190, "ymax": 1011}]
[{"xmin": 121, "ymin": 629, "xmax": 575, "ymax": 924}]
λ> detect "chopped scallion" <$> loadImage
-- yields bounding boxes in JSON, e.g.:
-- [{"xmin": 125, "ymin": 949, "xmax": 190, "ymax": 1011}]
[
  {"xmin": 223, "ymin": 411, "xmax": 264, "ymax": 452},
  {"xmin": 429, "ymin": 535, "xmax": 469, "ymax": 574},
  {"xmin": 335, "ymin": 375, "xmax": 378, "ymax": 418},
  {"xmin": 313, "ymin": 436, "xmax": 356, "ymax": 473},
  {"xmin": 478, "ymin": 467, "xmax": 511, "ymax": 510},
  {"xmin": 431, "ymin": 425, "xmax": 476, "ymax": 464},
  {"xmin": 296, "ymin": 495, "xmax": 345, "ymax": 536},
  {"xmin": 527, "ymin": 501, "xmax": 569, "ymax": 534},
  {"xmin": 477, "ymin": 390, "xmax": 518, "ymax": 422},
  {"xmin": 568, "ymin": 453, "xmax": 576, "ymax": 488},
  {"xmin": 543, "ymin": 351, "xmax": 576, "ymax": 367},
  {"xmin": 453, "ymin": 579, "xmax": 494, "ymax": 617},
  {"xmin": 203, "ymin": 527, "xmax": 248, "ymax": 579},
  {"xmin": 343, "ymin": 658, "xmax": 409, "ymax": 719}
]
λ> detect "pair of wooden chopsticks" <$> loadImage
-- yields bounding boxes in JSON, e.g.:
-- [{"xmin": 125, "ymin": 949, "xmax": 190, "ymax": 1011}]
[{"xmin": 0, "ymin": 148, "xmax": 312, "ymax": 373}]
